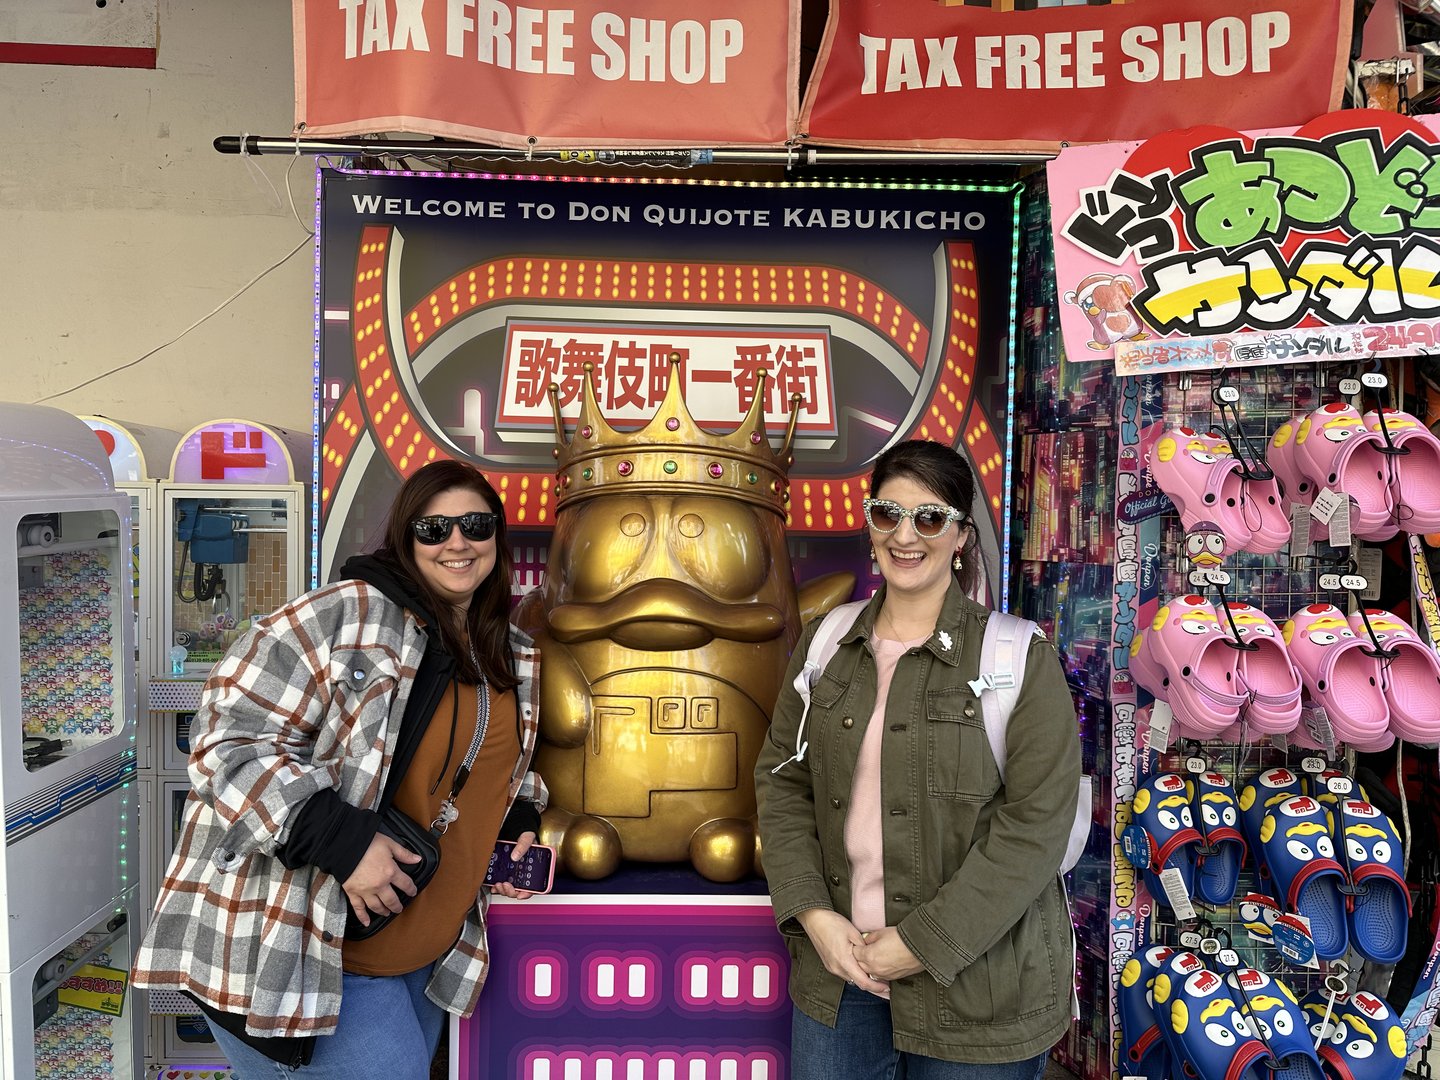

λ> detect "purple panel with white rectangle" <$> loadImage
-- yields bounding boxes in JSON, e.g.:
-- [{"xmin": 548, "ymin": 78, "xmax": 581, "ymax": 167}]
[{"xmin": 460, "ymin": 895, "xmax": 791, "ymax": 1079}]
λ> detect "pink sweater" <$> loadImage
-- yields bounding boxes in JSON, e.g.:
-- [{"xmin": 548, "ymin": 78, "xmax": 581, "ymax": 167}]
[{"xmin": 845, "ymin": 633, "xmax": 928, "ymax": 933}]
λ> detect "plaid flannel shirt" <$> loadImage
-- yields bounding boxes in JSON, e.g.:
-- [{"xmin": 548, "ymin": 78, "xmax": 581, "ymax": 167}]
[{"xmin": 132, "ymin": 579, "xmax": 545, "ymax": 1038}]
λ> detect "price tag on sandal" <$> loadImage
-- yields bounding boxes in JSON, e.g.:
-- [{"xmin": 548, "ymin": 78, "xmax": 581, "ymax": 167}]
[
  {"xmin": 1178, "ymin": 930, "xmax": 1203, "ymax": 949},
  {"xmin": 1361, "ymin": 372, "xmax": 1389, "ymax": 389},
  {"xmin": 1327, "ymin": 776, "xmax": 1354, "ymax": 796},
  {"xmin": 1121, "ymin": 825, "xmax": 1153, "ymax": 871},
  {"xmin": 1159, "ymin": 866, "xmax": 1197, "ymax": 922},
  {"xmin": 1290, "ymin": 502, "xmax": 1312, "ymax": 552},
  {"xmin": 1311, "ymin": 488, "xmax": 1347, "ymax": 524},
  {"xmin": 1217, "ymin": 948, "xmax": 1241, "ymax": 969},
  {"xmin": 1185, "ymin": 756, "xmax": 1208, "ymax": 775},
  {"xmin": 1301, "ymin": 755, "xmax": 1328, "ymax": 775},
  {"xmin": 1273, "ymin": 913, "xmax": 1319, "ymax": 968},
  {"xmin": 1356, "ymin": 546, "xmax": 1383, "ymax": 601},
  {"xmin": 1146, "ymin": 701, "xmax": 1174, "ymax": 751},
  {"xmin": 1330, "ymin": 496, "xmax": 1353, "ymax": 548},
  {"xmin": 1339, "ymin": 377, "xmax": 1363, "ymax": 396},
  {"xmin": 1303, "ymin": 706, "xmax": 1337, "ymax": 753}
]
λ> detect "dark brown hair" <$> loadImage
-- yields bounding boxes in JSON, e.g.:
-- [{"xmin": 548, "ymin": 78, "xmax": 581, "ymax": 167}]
[
  {"xmin": 374, "ymin": 460, "xmax": 517, "ymax": 690},
  {"xmin": 868, "ymin": 439, "xmax": 982, "ymax": 597}
]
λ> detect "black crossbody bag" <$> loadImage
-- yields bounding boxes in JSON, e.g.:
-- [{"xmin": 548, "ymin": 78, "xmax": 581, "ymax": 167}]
[{"xmin": 344, "ymin": 807, "xmax": 442, "ymax": 941}]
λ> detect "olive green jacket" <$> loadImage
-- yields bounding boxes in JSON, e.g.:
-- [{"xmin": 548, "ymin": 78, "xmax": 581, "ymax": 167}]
[{"xmin": 755, "ymin": 581, "xmax": 1082, "ymax": 1063}]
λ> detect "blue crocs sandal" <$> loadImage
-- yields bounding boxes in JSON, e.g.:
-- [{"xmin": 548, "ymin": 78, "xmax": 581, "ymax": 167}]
[
  {"xmin": 1224, "ymin": 967, "xmax": 1325, "ymax": 1080},
  {"xmin": 1127, "ymin": 773, "xmax": 1203, "ymax": 910},
  {"xmin": 1156, "ymin": 952, "xmax": 1271, "ymax": 1080},
  {"xmin": 1238, "ymin": 767, "xmax": 1305, "ymax": 892},
  {"xmin": 1260, "ymin": 793, "xmax": 1350, "ymax": 961},
  {"xmin": 1118, "ymin": 945, "xmax": 1179, "ymax": 1080},
  {"xmin": 1151, "ymin": 950, "xmax": 1212, "ymax": 1078},
  {"xmin": 1310, "ymin": 989, "xmax": 1409, "ymax": 1080},
  {"xmin": 1192, "ymin": 771, "xmax": 1247, "ymax": 905},
  {"xmin": 1336, "ymin": 798, "xmax": 1412, "ymax": 965}
]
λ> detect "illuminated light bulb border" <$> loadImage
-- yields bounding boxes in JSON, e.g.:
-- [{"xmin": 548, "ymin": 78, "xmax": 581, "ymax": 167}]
[
  {"xmin": 319, "ymin": 384, "xmax": 364, "ymax": 518},
  {"xmin": 333, "ymin": 227, "xmax": 990, "ymax": 535},
  {"xmin": 402, "ymin": 257, "xmax": 930, "ymax": 370}
]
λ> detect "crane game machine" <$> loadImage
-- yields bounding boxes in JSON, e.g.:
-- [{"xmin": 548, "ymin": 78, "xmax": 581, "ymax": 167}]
[
  {"xmin": 75, "ymin": 415, "xmax": 184, "ymax": 1075},
  {"xmin": 0, "ymin": 403, "xmax": 142, "ymax": 1080},
  {"xmin": 146, "ymin": 418, "xmax": 310, "ymax": 1072}
]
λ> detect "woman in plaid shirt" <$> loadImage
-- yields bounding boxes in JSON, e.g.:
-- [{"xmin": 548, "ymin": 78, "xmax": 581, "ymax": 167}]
[{"xmin": 134, "ymin": 460, "xmax": 547, "ymax": 1077}]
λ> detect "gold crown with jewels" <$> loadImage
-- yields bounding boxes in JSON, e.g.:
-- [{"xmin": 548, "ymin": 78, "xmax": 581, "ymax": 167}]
[{"xmin": 548, "ymin": 355, "xmax": 800, "ymax": 515}]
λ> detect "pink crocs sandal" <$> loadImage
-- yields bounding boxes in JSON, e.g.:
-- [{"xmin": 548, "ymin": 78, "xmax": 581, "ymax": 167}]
[
  {"xmin": 1198, "ymin": 430, "xmax": 1291, "ymax": 556},
  {"xmin": 1283, "ymin": 604, "xmax": 1390, "ymax": 746},
  {"xmin": 1238, "ymin": 470, "xmax": 1291, "ymax": 555},
  {"xmin": 1293, "ymin": 403, "xmax": 1396, "ymax": 541},
  {"xmin": 1147, "ymin": 595, "xmax": 1247, "ymax": 736},
  {"xmin": 1129, "ymin": 628, "xmax": 1171, "ymax": 702},
  {"xmin": 1365, "ymin": 408, "xmax": 1440, "ymax": 534},
  {"xmin": 1269, "ymin": 414, "xmax": 1314, "ymax": 503},
  {"xmin": 1147, "ymin": 425, "xmax": 1254, "ymax": 553},
  {"xmin": 1226, "ymin": 602, "xmax": 1302, "ymax": 734},
  {"xmin": 1346, "ymin": 608, "xmax": 1440, "ymax": 743}
]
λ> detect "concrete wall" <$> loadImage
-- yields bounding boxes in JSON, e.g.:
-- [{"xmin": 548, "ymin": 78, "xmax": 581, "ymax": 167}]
[{"xmin": 1, "ymin": 0, "xmax": 315, "ymax": 441}]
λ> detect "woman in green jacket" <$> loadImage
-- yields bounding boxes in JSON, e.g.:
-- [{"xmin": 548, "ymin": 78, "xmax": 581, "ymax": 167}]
[{"xmin": 755, "ymin": 439, "xmax": 1082, "ymax": 1078}]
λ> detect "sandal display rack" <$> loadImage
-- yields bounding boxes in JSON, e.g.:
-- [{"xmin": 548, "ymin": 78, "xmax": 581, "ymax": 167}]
[{"xmin": 1017, "ymin": 174, "xmax": 1440, "ymax": 1079}]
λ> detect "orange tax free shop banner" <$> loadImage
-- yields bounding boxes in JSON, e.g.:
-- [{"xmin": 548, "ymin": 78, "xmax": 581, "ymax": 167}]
[
  {"xmin": 293, "ymin": 0, "xmax": 799, "ymax": 148},
  {"xmin": 801, "ymin": 0, "xmax": 1350, "ymax": 152}
]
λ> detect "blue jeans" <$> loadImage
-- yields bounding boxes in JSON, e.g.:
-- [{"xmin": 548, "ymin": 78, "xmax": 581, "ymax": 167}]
[
  {"xmin": 791, "ymin": 985, "xmax": 1052, "ymax": 1080},
  {"xmin": 206, "ymin": 965, "xmax": 445, "ymax": 1079}
]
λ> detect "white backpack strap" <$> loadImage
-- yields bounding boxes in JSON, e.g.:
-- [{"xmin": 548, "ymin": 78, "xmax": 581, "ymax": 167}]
[
  {"xmin": 972, "ymin": 613, "xmax": 1089, "ymax": 875},
  {"xmin": 970, "ymin": 612, "xmax": 1035, "ymax": 784},
  {"xmin": 771, "ymin": 599, "xmax": 868, "ymax": 774}
]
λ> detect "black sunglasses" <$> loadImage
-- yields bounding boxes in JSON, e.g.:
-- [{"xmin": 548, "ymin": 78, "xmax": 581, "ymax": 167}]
[{"xmin": 409, "ymin": 512, "xmax": 498, "ymax": 545}]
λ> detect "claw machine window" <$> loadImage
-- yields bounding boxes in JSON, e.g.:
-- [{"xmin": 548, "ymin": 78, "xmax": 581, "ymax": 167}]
[
  {"xmin": 16, "ymin": 506, "xmax": 129, "ymax": 771},
  {"xmin": 156, "ymin": 421, "xmax": 310, "ymax": 682}
]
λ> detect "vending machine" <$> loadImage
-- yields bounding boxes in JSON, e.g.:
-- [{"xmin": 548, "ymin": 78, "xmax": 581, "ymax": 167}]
[
  {"xmin": 146, "ymin": 418, "xmax": 310, "ymax": 1072},
  {"xmin": 0, "ymin": 403, "xmax": 142, "ymax": 1079}
]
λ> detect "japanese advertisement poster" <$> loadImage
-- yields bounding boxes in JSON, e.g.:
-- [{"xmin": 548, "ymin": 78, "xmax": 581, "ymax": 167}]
[
  {"xmin": 1047, "ymin": 111, "xmax": 1440, "ymax": 373},
  {"xmin": 316, "ymin": 170, "xmax": 1020, "ymax": 602}
]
